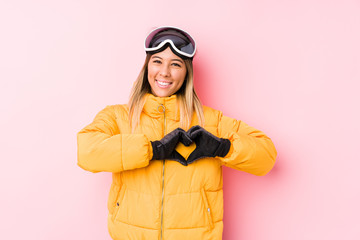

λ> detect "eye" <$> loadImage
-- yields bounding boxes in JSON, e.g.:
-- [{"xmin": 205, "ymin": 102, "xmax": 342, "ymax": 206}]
[
  {"xmin": 172, "ymin": 62, "xmax": 182, "ymax": 67},
  {"xmin": 153, "ymin": 60, "xmax": 162, "ymax": 64}
]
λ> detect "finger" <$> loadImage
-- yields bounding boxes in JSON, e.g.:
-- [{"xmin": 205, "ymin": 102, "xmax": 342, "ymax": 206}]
[
  {"xmin": 164, "ymin": 135, "xmax": 180, "ymax": 151},
  {"xmin": 202, "ymin": 130, "xmax": 220, "ymax": 141},
  {"xmin": 174, "ymin": 128, "xmax": 187, "ymax": 143},
  {"xmin": 171, "ymin": 151, "xmax": 188, "ymax": 166},
  {"xmin": 187, "ymin": 156, "xmax": 196, "ymax": 165},
  {"xmin": 170, "ymin": 158, "xmax": 187, "ymax": 166},
  {"xmin": 173, "ymin": 127, "xmax": 186, "ymax": 133},
  {"xmin": 179, "ymin": 159, "xmax": 188, "ymax": 166},
  {"xmin": 179, "ymin": 132, "xmax": 192, "ymax": 146},
  {"xmin": 187, "ymin": 125, "xmax": 202, "ymax": 135},
  {"xmin": 165, "ymin": 128, "xmax": 185, "ymax": 142},
  {"xmin": 189, "ymin": 128, "xmax": 204, "ymax": 139},
  {"xmin": 163, "ymin": 131, "xmax": 179, "ymax": 145},
  {"xmin": 187, "ymin": 149, "xmax": 204, "ymax": 164}
]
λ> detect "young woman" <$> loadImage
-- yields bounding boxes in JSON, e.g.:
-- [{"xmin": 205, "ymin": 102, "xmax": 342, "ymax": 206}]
[{"xmin": 77, "ymin": 26, "xmax": 277, "ymax": 240}]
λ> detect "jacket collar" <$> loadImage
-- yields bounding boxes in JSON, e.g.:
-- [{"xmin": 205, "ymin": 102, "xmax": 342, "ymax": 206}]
[{"xmin": 142, "ymin": 93, "xmax": 180, "ymax": 121}]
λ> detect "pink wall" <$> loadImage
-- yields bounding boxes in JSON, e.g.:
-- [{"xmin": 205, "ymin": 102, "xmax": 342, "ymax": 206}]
[{"xmin": 1, "ymin": 0, "xmax": 359, "ymax": 239}]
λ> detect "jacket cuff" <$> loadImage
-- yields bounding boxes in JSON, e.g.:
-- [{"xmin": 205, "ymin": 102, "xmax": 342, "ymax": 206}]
[
  {"xmin": 121, "ymin": 134, "xmax": 151, "ymax": 170},
  {"xmin": 214, "ymin": 138, "xmax": 231, "ymax": 157}
]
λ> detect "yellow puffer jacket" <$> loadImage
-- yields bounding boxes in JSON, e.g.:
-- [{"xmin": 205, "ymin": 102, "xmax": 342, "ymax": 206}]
[{"xmin": 77, "ymin": 94, "xmax": 277, "ymax": 240}]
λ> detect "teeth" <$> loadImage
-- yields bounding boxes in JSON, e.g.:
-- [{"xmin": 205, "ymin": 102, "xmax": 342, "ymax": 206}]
[{"xmin": 157, "ymin": 80, "xmax": 171, "ymax": 86}]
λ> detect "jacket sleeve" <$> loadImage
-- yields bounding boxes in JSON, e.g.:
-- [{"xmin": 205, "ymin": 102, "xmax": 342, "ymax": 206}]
[
  {"xmin": 217, "ymin": 113, "xmax": 277, "ymax": 176},
  {"xmin": 77, "ymin": 105, "xmax": 153, "ymax": 173}
]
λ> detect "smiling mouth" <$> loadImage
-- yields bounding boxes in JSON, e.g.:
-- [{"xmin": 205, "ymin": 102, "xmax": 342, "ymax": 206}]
[{"xmin": 156, "ymin": 80, "xmax": 172, "ymax": 88}]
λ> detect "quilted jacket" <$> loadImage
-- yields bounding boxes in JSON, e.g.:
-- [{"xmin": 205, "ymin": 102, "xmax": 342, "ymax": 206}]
[{"xmin": 77, "ymin": 93, "xmax": 277, "ymax": 240}]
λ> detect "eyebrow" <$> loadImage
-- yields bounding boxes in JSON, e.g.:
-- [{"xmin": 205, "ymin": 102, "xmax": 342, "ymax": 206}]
[{"xmin": 152, "ymin": 56, "xmax": 184, "ymax": 64}]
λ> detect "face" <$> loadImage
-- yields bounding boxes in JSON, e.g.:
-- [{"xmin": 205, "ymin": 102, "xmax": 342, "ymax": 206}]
[{"xmin": 147, "ymin": 47, "xmax": 187, "ymax": 97}]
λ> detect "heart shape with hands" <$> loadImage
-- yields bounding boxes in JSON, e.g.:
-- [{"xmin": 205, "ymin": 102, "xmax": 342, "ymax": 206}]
[{"xmin": 151, "ymin": 126, "xmax": 231, "ymax": 166}]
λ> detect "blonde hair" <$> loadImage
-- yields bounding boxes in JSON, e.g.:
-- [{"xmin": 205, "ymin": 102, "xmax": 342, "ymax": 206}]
[{"xmin": 128, "ymin": 54, "xmax": 204, "ymax": 132}]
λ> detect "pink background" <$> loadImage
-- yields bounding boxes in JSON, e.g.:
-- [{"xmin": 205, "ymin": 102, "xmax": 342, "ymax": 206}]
[{"xmin": 1, "ymin": 0, "xmax": 359, "ymax": 239}]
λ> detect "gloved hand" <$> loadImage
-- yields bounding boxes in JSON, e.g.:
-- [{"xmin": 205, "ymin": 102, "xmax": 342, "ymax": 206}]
[
  {"xmin": 151, "ymin": 128, "xmax": 192, "ymax": 166},
  {"xmin": 187, "ymin": 125, "xmax": 231, "ymax": 165}
]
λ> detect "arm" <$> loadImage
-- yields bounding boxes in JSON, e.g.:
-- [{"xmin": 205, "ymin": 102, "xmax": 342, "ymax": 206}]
[
  {"xmin": 77, "ymin": 105, "xmax": 152, "ymax": 173},
  {"xmin": 218, "ymin": 114, "xmax": 277, "ymax": 176}
]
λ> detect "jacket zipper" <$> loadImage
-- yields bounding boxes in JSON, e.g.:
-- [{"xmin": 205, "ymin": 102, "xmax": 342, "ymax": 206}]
[{"xmin": 158, "ymin": 104, "xmax": 166, "ymax": 240}]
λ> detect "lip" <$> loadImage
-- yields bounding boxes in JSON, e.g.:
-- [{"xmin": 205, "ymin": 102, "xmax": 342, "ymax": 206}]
[{"xmin": 156, "ymin": 79, "xmax": 173, "ymax": 89}]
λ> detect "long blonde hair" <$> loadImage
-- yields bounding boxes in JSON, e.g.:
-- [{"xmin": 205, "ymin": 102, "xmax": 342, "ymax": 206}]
[{"xmin": 128, "ymin": 53, "xmax": 204, "ymax": 132}]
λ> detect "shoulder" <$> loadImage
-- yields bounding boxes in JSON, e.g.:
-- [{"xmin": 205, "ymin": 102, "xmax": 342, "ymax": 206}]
[
  {"xmin": 203, "ymin": 105, "xmax": 221, "ymax": 115},
  {"xmin": 202, "ymin": 105, "xmax": 222, "ymax": 126},
  {"xmin": 98, "ymin": 104, "xmax": 129, "ymax": 118},
  {"xmin": 111, "ymin": 104, "xmax": 129, "ymax": 114}
]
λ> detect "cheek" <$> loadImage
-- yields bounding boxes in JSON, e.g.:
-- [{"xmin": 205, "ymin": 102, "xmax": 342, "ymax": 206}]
[
  {"xmin": 147, "ymin": 67, "xmax": 154, "ymax": 79},
  {"xmin": 147, "ymin": 63, "xmax": 159, "ymax": 79},
  {"xmin": 179, "ymin": 76, "xmax": 186, "ymax": 86},
  {"xmin": 175, "ymin": 69, "xmax": 187, "ymax": 83}
]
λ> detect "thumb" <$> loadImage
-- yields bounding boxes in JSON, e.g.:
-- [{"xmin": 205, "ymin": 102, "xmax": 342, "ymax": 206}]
[
  {"xmin": 187, "ymin": 125, "xmax": 202, "ymax": 135},
  {"xmin": 189, "ymin": 128, "xmax": 204, "ymax": 140},
  {"xmin": 170, "ymin": 151, "xmax": 188, "ymax": 166},
  {"xmin": 179, "ymin": 131, "xmax": 192, "ymax": 146},
  {"xmin": 187, "ymin": 148, "xmax": 204, "ymax": 165}
]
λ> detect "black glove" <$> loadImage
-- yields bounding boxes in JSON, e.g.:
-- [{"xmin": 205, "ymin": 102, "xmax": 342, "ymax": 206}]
[
  {"xmin": 187, "ymin": 125, "xmax": 231, "ymax": 165},
  {"xmin": 151, "ymin": 128, "xmax": 192, "ymax": 166}
]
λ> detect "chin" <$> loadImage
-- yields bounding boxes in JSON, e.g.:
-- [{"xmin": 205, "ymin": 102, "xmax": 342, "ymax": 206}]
[{"xmin": 153, "ymin": 90, "xmax": 174, "ymax": 98}]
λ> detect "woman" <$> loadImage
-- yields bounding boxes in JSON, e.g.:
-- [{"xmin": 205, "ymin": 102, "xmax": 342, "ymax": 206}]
[{"xmin": 77, "ymin": 26, "xmax": 277, "ymax": 240}]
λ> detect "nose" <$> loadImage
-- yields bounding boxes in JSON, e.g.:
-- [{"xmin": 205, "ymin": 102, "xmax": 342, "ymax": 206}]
[{"xmin": 159, "ymin": 64, "xmax": 170, "ymax": 77}]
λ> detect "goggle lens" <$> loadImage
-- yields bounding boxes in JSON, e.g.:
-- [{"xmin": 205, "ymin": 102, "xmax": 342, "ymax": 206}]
[{"xmin": 150, "ymin": 35, "xmax": 194, "ymax": 55}]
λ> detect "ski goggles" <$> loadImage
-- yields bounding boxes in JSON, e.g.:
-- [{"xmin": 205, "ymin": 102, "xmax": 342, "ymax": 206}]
[{"xmin": 144, "ymin": 26, "xmax": 196, "ymax": 59}]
